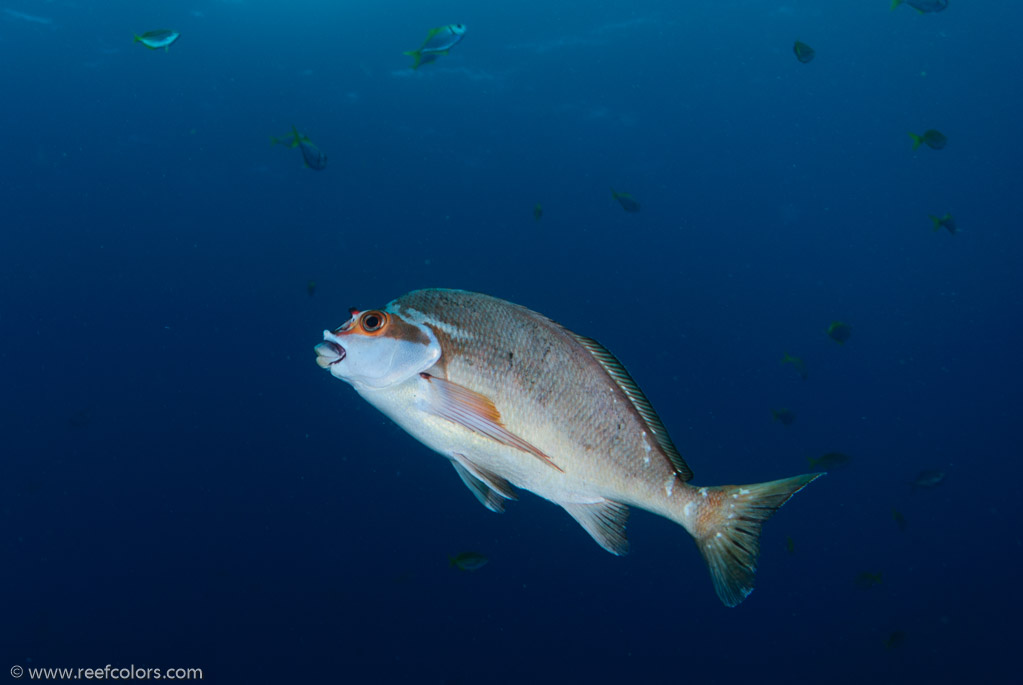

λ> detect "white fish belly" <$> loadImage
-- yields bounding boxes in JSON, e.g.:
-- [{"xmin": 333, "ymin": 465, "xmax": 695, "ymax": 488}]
[{"xmin": 355, "ymin": 376, "xmax": 700, "ymax": 532}]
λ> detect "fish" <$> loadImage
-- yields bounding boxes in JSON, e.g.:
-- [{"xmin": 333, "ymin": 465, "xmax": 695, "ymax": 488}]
[
  {"xmin": 610, "ymin": 187, "xmax": 641, "ymax": 213},
  {"xmin": 782, "ymin": 353, "xmax": 808, "ymax": 380},
  {"xmin": 785, "ymin": 536, "xmax": 795, "ymax": 555},
  {"xmin": 891, "ymin": 0, "xmax": 948, "ymax": 13},
  {"xmin": 892, "ymin": 507, "xmax": 907, "ymax": 531},
  {"xmin": 807, "ymin": 452, "xmax": 851, "ymax": 469},
  {"xmin": 272, "ymin": 125, "xmax": 327, "ymax": 171},
  {"xmin": 533, "ymin": 203, "xmax": 543, "ymax": 223},
  {"xmin": 771, "ymin": 408, "xmax": 796, "ymax": 426},
  {"xmin": 827, "ymin": 321, "xmax": 852, "ymax": 344},
  {"xmin": 315, "ymin": 289, "xmax": 823, "ymax": 607},
  {"xmin": 911, "ymin": 469, "xmax": 945, "ymax": 489},
  {"xmin": 793, "ymin": 40, "xmax": 815, "ymax": 64},
  {"xmin": 404, "ymin": 24, "xmax": 466, "ymax": 70},
  {"xmin": 855, "ymin": 571, "xmax": 883, "ymax": 589},
  {"xmin": 133, "ymin": 30, "xmax": 180, "ymax": 52},
  {"xmin": 448, "ymin": 551, "xmax": 489, "ymax": 571},
  {"xmin": 929, "ymin": 213, "xmax": 958, "ymax": 235},
  {"xmin": 307, "ymin": 280, "xmax": 317, "ymax": 297},
  {"xmin": 908, "ymin": 129, "xmax": 947, "ymax": 150},
  {"xmin": 884, "ymin": 630, "xmax": 907, "ymax": 649}
]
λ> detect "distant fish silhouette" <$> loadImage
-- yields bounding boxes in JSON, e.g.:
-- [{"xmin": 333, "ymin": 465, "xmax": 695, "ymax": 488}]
[
  {"xmin": 449, "ymin": 552, "xmax": 489, "ymax": 571},
  {"xmin": 610, "ymin": 187, "xmax": 640, "ymax": 213},
  {"xmin": 891, "ymin": 507, "xmax": 907, "ymax": 531},
  {"xmin": 911, "ymin": 469, "xmax": 945, "ymax": 490},
  {"xmin": 782, "ymin": 353, "xmax": 808, "ymax": 380},
  {"xmin": 272, "ymin": 125, "xmax": 327, "ymax": 170},
  {"xmin": 827, "ymin": 321, "xmax": 852, "ymax": 344},
  {"xmin": 793, "ymin": 40, "xmax": 815, "ymax": 64}
]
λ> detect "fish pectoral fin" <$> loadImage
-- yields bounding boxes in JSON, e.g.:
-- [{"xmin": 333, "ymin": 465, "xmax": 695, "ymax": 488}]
[
  {"xmin": 561, "ymin": 499, "xmax": 630, "ymax": 556},
  {"xmin": 420, "ymin": 373, "xmax": 562, "ymax": 472},
  {"xmin": 450, "ymin": 454, "xmax": 517, "ymax": 513}
]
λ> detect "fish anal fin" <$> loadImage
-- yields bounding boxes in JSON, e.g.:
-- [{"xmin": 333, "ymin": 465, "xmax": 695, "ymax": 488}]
[
  {"xmin": 562, "ymin": 499, "xmax": 630, "ymax": 555},
  {"xmin": 420, "ymin": 373, "xmax": 563, "ymax": 472},
  {"xmin": 569, "ymin": 332, "xmax": 694, "ymax": 481},
  {"xmin": 450, "ymin": 454, "xmax": 517, "ymax": 513}
]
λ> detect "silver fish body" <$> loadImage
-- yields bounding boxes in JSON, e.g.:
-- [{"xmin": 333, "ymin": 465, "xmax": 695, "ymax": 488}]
[{"xmin": 316, "ymin": 289, "xmax": 821, "ymax": 606}]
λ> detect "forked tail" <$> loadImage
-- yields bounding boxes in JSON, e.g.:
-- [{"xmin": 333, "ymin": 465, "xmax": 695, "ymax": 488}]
[{"xmin": 691, "ymin": 473, "xmax": 823, "ymax": 607}]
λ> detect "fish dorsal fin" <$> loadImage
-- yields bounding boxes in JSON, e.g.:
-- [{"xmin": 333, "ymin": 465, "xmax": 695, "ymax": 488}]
[
  {"xmin": 570, "ymin": 332, "xmax": 694, "ymax": 481},
  {"xmin": 450, "ymin": 454, "xmax": 517, "ymax": 513},
  {"xmin": 561, "ymin": 499, "xmax": 630, "ymax": 555},
  {"xmin": 420, "ymin": 373, "xmax": 563, "ymax": 472}
]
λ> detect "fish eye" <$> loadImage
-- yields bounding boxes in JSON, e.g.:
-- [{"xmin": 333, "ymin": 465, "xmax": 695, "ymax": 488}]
[{"xmin": 361, "ymin": 311, "xmax": 387, "ymax": 332}]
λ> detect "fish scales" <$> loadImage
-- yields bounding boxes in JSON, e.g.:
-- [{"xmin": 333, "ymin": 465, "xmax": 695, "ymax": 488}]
[{"xmin": 396, "ymin": 290, "xmax": 677, "ymax": 487}]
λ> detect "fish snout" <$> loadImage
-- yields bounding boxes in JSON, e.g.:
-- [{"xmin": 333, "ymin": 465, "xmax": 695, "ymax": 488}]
[{"xmin": 315, "ymin": 334, "xmax": 347, "ymax": 368}]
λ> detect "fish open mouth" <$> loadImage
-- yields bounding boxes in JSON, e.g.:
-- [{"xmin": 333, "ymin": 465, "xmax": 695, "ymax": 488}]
[{"xmin": 315, "ymin": 340, "xmax": 346, "ymax": 368}]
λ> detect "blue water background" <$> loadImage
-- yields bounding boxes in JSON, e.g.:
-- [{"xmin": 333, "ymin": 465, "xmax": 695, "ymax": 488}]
[{"xmin": 2, "ymin": 1, "xmax": 1021, "ymax": 682}]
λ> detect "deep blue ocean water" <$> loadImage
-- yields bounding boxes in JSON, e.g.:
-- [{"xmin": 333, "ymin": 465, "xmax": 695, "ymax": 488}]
[{"xmin": 3, "ymin": 1, "xmax": 1021, "ymax": 683}]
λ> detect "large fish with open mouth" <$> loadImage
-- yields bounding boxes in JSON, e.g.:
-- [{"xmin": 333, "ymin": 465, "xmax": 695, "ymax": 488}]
[{"xmin": 315, "ymin": 289, "xmax": 822, "ymax": 606}]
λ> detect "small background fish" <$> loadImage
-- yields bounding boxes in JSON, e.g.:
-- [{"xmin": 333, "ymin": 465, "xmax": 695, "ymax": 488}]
[
  {"xmin": 827, "ymin": 321, "xmax": 852, "ymax": 344},
  {"xmin": 892, "ymin": 0, "xmax": 948, "ymax": 13},
  {"xmin": 911, "ymin": 469, "xmax": 945, "ymax": 489},
  {"xmin": 405, "ymin": 24, "xmax": 466, "ymax": 69},
  {"xmin": 909, "ymin": 129, "xmax": 947, "ymax": 150},
  {"xmin": 793, "ymin": 40, "xmax": 815, "ymax": 64},
  {"xmin": 449, "ymin": 552, "xmax": 489, "ymax": 571},
  {"xmin": 610, "ymin": 187, "xmax": 640, "ymax": 212},
  {"xmin": 772, "ymin": 408, "xmax": 797, "ymax": 425},
  {"xmin": 272, "ymin": 126, "xmax": 327, "ymax": 170},
  {"xmin": 133, "ymin": 29, "xmax": 179, "ymax": 51}
]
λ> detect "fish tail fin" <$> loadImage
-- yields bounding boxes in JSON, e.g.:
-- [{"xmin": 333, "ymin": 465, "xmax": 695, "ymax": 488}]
[
  {"xmin": 689, "ymin": 474, "xmax": 823, "ymax": 607},
  {"xmin": 928, "ymin": 215, "xmax": 943, "ymax": 231},
  {"xmin": 890, "ymin": 0, "xmax": 903, "ymax": 9},
  {"xmin": 908, "ymin": 132, "xmax": 923, "ymax": 150},
  {"xmin": 133, "ymin": 34, "xmax": 141, "ymax": 43},
  {"xmin": 404, "ymin": 49, "xmax": 422, "ymax": 69}
]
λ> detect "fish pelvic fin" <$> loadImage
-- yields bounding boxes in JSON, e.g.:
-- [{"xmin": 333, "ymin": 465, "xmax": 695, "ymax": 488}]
[
  {"xmin": 450, "ymin": 454, "xmax": 517, "ymax": 513},
  {"xmin": 690, "ymin": 473, "xmax": 823, "ymax": 607},
  {"xmin": 908, "ymin": 132, "xmax": 923, "ymax": 150}
]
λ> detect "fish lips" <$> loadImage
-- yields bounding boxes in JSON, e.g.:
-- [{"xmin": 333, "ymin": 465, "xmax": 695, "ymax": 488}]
[{"xmin": 315, "ymin": 339, "xmax": 346, "ymax": 368}]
